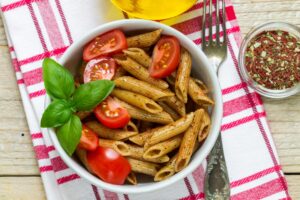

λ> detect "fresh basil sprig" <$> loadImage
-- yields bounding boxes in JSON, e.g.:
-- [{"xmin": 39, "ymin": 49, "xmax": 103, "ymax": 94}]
[{"xmin": 41, "ymin": 58, "xmax": 115, "ymax": 156}]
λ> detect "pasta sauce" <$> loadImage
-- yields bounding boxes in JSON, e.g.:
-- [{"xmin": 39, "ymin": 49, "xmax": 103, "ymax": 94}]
[{"xmin": 245, "ymin": 30, "xmax": 300, "ymax": 90}]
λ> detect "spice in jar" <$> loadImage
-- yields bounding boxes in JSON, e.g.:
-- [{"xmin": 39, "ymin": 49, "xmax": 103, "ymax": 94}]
[{"xmin": 245, "ymin": 30, "xmax": 300, "ymax": 90}]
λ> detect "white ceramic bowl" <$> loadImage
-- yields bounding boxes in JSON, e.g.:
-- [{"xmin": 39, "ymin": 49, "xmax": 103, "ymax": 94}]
[{"xmin": 45, "ymin": 19, "xmax": 223, "ymax": 194}]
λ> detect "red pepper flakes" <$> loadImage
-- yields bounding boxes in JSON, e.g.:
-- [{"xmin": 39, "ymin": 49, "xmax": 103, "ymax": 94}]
[{"xmin": 245, "ymin": 30, "xmax": 300, "ymax": 90}]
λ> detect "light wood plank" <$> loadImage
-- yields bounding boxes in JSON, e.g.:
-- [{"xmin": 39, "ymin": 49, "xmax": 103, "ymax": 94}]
[
  {"xmin": 0, "ymin": 177, "xmax": 46, "ymax": 200},
  {"xmin": 286, "ymin": 175, "xmax": 300, "ymax": 199}
]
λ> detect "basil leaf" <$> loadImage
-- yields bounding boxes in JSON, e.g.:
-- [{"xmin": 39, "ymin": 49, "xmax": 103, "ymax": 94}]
[
  {"xmin": 72, "ymin": 80, "xmax": 115, "ymax": 111},
  {"xmin": 57, "ymin": 115, "xmax": 82, "ymax": 156},
  {"xmin": 43, "ymin": 58, "xmax": 75, "ymax": 100},
  {"xmin": 41, "ymin": 99, "xmax": 72, "ymax": 128}
]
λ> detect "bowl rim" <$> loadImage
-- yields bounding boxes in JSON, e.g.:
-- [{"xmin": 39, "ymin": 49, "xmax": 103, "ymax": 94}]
[
  {"xmin": 238, "ymin": 21, "xmax": 300, "ymax": 99},
  {"xmin": 44, "ymin": 19, "xmax": 223, "ymax": 194}
]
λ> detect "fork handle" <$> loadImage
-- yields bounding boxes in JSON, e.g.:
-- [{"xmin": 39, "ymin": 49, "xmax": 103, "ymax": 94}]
[{"xmin": 204, "ymin": 134, "xmax": 230, "ymax": 200}]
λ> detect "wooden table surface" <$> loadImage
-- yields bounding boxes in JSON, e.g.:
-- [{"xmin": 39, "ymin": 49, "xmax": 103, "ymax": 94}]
[{"xmin": 0, "ymin": 0, "xmax": 300, "ymax": 199}]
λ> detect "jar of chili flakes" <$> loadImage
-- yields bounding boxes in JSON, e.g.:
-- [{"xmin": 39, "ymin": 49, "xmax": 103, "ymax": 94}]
[{"xmin": 239, "ymin": 22, "xmax": 300, "ymax": 98}]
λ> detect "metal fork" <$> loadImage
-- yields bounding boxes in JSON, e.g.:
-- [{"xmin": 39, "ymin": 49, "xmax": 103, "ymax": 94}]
[{"xmin": 202, "ymin": 0, "xmax": 230, "ymax": 199}]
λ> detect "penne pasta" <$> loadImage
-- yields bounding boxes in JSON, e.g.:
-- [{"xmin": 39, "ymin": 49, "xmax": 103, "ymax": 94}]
[
  {"xmin": 145, "ymin": 112, "xmax": 194, "ymax": 147},
  {"xmin": 175, "ymin": 48, "xmax": 192, "ymax": 103},
  {"xmin": 175, "ymin": 109, "xmax": 204, "ymax": 172},
  {"xmin": 160, "ymin": 96, "xmax": 186, "ymax": 116},
  {"xmin": 76, "ymin": 111, "xmax": 92, "ymax": 120},
  {"xmin": 114, "ymin": 76, "xmax": 174, "ymax": 100},
  {"xmin": 127, "ymin": 29, "xmax": 162, "ymax": 48},
  {"xmin": 193, "ymin": 78, "xmax": 209, "ymax": 94},
  {"xmin": 112, "ymin": 88, "xmax": 163, "ymax": 114},
  {"xmin": 123, "ymin": 48, "xmax": 151, "ymax": 68},
  {"xmin": 85, "ymin": 121, "xmax": 138, "ymax": 140},
  {"xmin": 166, "ymin": 72, "xmax": 176, "ymax": 87},
  {"xmin": 188, "ymin": 78, "xmax": 214, "ymax": 106},
  {"xmin": 75, "ymin": 148, "xmax": 93, "ymax": 173},
  {"xmin": 158, "ymin": 101, "xmax": 180, "ymax": 121},
  {"xmin": 154, "ymin": 154, "xmax": 177, "ymax": 181},
  {"xmin": 129, "ymin": 132, "xmax": 153, "ymax": 146},
  {"xmin": 126, "ymin": 172, "xmax": 137, "ymax": 185},
  {"xmin": 127, "ymin": 158, "xmax": 159, "ymax": 176},
  {"xmin": 198, "ymin": 110, "xmax": 211, "ymax": 142},
  {"xmin": 143, "ymin": 136, "xmax": 182, "ymax": 159},
  {"xmin": 139, "ymin": 121, "xmax": 154, "ymax": 132},
  {"xmin": 98, "ymin": 139, "xmax": 131, "ymax": 156},
  {"xmin": 116, "ymin": 98, "xmax": 174, "ymax": 124},
  {"xmin": 124, "ymin": 121, "xmax": 138, "ymax": 132},
  {"xmin": 114, "ymin": 55, "xmax": 169, "ymax": 89},
  {"xmin": 127, "ymin": 144, "xmax": 170, "ymax": 163},
  {"xmin": 112, "ymin": 66, "xmax": 127, "ymax": 80}
]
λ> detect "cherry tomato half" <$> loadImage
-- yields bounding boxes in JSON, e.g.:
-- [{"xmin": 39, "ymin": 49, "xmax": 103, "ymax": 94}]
[
  {"xmin": 94, "ymin": 97, "xmax": 130, "ymax": 129},
  {"xmin": 83, "ymin": 57, "xmax": 116, "ymax": 83},
  {"xmin": 83, "ymin": 29, "xmax": 127, "ymax": 61},
  {"xmin": 87, "ymin": 146, "xmax": 131, "ymax": 185},
  {"xmin": 78, "ymin": 125, "xmax": 98, "ymax": 151},
  {"xmin": 149, "ymin": 36, "xmax": 181, "ymax": 78}
]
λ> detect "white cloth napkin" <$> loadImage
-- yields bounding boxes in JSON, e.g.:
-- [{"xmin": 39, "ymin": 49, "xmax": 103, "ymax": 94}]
[{"xmin": 1, "ymin": 0, "xmax": 291, "ymax": 199}]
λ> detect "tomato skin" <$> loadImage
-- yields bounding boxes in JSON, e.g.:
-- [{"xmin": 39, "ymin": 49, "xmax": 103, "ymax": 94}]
[
  {"xmin": 83, "ymin": 57, "xmax": 116, "ymax": 83},
  {"xmin": 94, "ymin": 97, "xmax": 130, "ymax": 129},
  {"xmin": 87, "ymin": 146, "xmax": 131, "ymax": 185},
  {"xmin": 78, "ymin": 125, "xmax": 98, "ymax": 151},
  {"xmin": 149, "ymin": 36, "xmax": 181, "ymax": 78},
  {"xmin": 83, "ymin": 29, "xmax": 127, "ymax": 61}
]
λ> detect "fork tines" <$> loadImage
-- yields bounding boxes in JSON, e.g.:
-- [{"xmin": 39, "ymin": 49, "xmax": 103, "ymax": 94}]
[{"xmin": 202, "ymin": 0, "xmax": 227, "ymax": 47}]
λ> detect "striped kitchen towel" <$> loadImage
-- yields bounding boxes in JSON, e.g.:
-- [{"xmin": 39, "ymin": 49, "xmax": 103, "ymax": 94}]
[{"xmin": 0, "ymin": 0, "xmax": 291, "ymax": 199}]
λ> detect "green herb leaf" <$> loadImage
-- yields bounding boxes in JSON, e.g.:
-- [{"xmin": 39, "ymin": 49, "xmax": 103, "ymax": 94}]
[
  {"xmin": 72, "ymin": 80, "xmax": 115, "ymax": 111},
  {"xmin": 43, "ymin": 58, "xmax": 75, "ymax": 100},
  {"xmin": 41, "ymin": 99, "xmax": 72, "ymax": 128},
  {"xmin": 57, "ymin": 115, "xmax": 82, "ymax": 156}
]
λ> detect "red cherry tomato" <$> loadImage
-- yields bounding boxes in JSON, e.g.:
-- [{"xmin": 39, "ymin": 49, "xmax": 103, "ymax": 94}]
[
  {"xmin": 83, "ymin": 57, "xmax": 116, "ymax": 83},
  {"xmin": 83, "ymin": 29, "xmax": 127, "ymax": 61},
  {"xmin": 149, "ymin": 36, "xmax": 180, "ymax": 78},
  {"xmin": 78, "ymin": 125, "xmax": 98, "ymax": 151},
  {"xmin": 87, "ymin": 146, "xmax": 131, "ymax": 185},
  {"xmin": 94, "ymin": 97, "xmax": 130, "ymax": 129}
]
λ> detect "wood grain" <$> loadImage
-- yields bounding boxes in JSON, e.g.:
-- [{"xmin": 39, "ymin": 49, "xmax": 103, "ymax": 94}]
[{"xmin": 0, "ymin": 0, "xmax": 300, "ymax": 198}]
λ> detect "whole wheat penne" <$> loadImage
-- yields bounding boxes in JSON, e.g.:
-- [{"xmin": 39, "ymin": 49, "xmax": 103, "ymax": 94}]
[
  {"xmin": 129, "ymin": 131, "xmax": 154, "ymax": 146},
  {"xmin": 98, "ymin": 139, "xmax": 131, "ymax": 156},
  {"xmin": 158, "ymin": 101, "xmax": 180, "ymax": 121},
  {"xmin": 175, "ymin": 48, "xmax": 192, "ymax": 103},
  {"xmin": 143, "ymin": 136, "xmax": 182, "ymax": 159},
  {"xmin": 75, "ymin": 148, "xmax": 93, "ymax": 173},
  {"xmin": 76, "ymin": 111, "xmax": 92, "ymax": 120},
  {"xmin": 127, "ymin": 158, "xmax": 159, "ymax": 176},
  {"xmin": 112, "ymin": 66, "xmax": 127, "ymax": 80},
  {"xmin": 85, "ymin": 121, "xmax": 138, "ymax": 140},
  {"xmin": 145, "ymin": 112, "xmax": 194, "ymax": 147},
  {"xmin": 127, "ymin": 29, "xmax": 162, "ymax": 48},
  {"xmin": 188, "ymin": 78, "xmax": 214, "ymax": 106},
  {"xmin": 127, "ymin": 144, "xmax": 169, "ymax": 163},
  {"xmin": 116, "ymin": 98, "xmax": 174, "ymax": 124},
  {"xmin": 123, "ymin": 48, "xmax": 151, "ymax": 68},
  {"xmin": 114, "ymin": 55, "xmax": 169, "ymax": 89},
  {"xmin": 154, "ymin": 154, "xmax": 177, "ymax": 181},
  {"xmin": 198, "ymin": 110, "xmax": 211, "ymax": 142},
  {"xmin": 112, "ymin": 89, "xmax": 163, "ymax": 114},
  {"xmin": 126, "ymin": 172, "xmax": 137, "ymax": 185},
  {"xmin": 124, "ymin": 121, "xmax": 138, "ymax": 132},
  {"xmin": 160, "ymin": 96, "xmax": 186, "ymax": 116},
  {"xmin": 175, "ymin": 109, "xmax": 204, "ymax": 172},
  {"xmin": 114, "ymin": 76, "xmax": 174, "ymax": 100}
]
